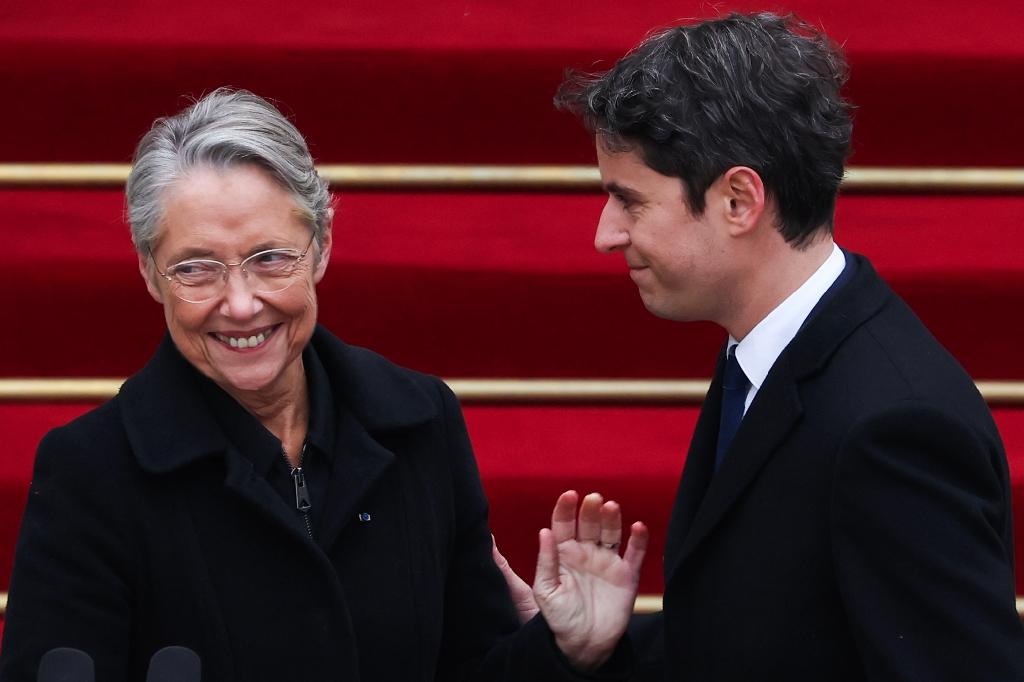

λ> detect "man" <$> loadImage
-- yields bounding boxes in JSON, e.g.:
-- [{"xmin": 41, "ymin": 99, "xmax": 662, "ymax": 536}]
[{"xmin": 501, "ymin": 12, "xmax": 1024, "ymax": 680}]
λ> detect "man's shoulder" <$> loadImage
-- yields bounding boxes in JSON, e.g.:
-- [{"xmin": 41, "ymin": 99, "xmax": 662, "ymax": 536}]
[{"xmin": 808, "ymin": 283, "xmax": 993, "ymax": 436}]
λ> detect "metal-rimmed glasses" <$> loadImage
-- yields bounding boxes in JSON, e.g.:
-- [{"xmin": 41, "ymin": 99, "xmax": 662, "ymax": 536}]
[{"xmin": 153, "ymin": 234, "xmax": 316, "ymax": 304}]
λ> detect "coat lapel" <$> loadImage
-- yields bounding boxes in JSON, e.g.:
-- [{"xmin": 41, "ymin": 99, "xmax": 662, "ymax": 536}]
[
  {"xmin": 664, "ymin": 253, "xmax": 891, "ymax": 584},
  {"xmin": 317, "ymin": 408, "xmax": 397, "ymax": 550},
  {"xmin": 122, "ymin": 327, "xmax": 438, "ymax": 554},
  {"xmin": 665, "ymin": 354, "xmax": 803, "ymax": 583},
  {"xmin": 663, "ymin": 351, "xmax": 723, "ymax": 576}
]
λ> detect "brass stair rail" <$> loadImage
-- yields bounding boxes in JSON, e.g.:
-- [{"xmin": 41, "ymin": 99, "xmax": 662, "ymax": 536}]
[
  {"xmin": 1, "ymin": 164, "xmax": 1024, "ymax": 192},
  {"xmin": 2, "ymin": 378, "xmax": 1024, "ymax": 405}
]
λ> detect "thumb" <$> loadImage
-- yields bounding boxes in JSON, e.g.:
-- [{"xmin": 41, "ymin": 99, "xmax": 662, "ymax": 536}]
[{"xmin": 532, "ymin": 528, "xmax": 561, "ymax": 599}]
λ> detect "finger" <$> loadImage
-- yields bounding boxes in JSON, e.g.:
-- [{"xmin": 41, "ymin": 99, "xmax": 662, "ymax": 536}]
[
  {"xmin": 599, "ymin": 500, "xmax": 623, "ymax": 551},
  {"xmin": 576, "ymin": 492, "xmax": 604, "ymax": 544},
  {"xmin": 492, "ymin": 535, "xmax": 528, "ymax": 588},
  {"xmin": 493, "ymin": 535, "xmax": 539, "ymax": 624},
  {"xmin": 622, "ymin": 521, "xmax": 650, "ymax": 578},
  {"xmin": 533, "ymin": 528, "xmax": 561, "ymax": 599},
  {"xmin": 551, "ymin": 490, "xmax": 579, "ymax": 543}
]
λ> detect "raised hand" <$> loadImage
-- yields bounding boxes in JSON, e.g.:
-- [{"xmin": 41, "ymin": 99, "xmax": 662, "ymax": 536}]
[{"xmin": 533, "ymin": 490, "xmax": 648, "ymax": 671}]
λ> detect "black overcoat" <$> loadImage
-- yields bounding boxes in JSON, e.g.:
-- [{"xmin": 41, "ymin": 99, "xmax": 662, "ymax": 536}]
[
  {"xmin": 637, "ymin": 254, "xmax": 1024, "ymax": 680},
  {"xmin": 0, "ymin": 327, "xmax": 587, "ymax": 681}
]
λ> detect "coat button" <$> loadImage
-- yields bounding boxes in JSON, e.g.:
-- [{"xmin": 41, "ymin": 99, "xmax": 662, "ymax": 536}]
[{"xmin": 357, "ymin": 512, "xmax": 372, "ymax": 522}]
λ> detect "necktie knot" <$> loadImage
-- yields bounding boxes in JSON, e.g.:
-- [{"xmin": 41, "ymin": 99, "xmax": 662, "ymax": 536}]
[{"xmin": 722, "ymin": 347, "xmax": 749, "ymax": 391}]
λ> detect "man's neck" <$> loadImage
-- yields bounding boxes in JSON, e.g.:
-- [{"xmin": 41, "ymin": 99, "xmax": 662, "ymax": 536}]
[{"xmin": 724, "ymin": 234, "xmax": 835, "ymax": 341}]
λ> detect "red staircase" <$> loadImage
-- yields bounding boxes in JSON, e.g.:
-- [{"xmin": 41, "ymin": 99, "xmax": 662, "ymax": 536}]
[{"xmin": 3, "ymin": 0, "xmax": 1024, "ymax": 634}]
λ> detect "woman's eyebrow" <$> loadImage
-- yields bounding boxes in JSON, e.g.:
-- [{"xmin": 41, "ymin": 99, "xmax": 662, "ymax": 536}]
[
  {"xmin": 167, "ymin": 241, "xmax": 287, "ymax": 263},
  {"xmin": 166, "ymin": 247, "xmax": 218, "ymax": 263}
]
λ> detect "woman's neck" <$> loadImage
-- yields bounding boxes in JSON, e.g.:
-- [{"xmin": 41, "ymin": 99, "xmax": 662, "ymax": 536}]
[{"xmin": 224, "ymin": 359, "xmax": 310, "ymax": 467}]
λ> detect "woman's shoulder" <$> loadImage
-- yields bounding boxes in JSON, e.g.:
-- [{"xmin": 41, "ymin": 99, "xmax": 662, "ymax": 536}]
[
  {"xmin": 312, "ymin": 326, "xmax": 448, "ymax": 426},
  {"xmin": 35, "ymin": 395, "xmax": 137, "ymax": 478}
]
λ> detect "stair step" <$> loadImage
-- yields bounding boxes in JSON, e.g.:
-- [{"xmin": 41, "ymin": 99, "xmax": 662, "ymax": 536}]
[
  {"xmin": 2, "ymin": 1, "xmax": 1022, "ymax": 164},
  {"xmin": 4, "ymin": 188, "xmax": 1023, "ymax": 378}
]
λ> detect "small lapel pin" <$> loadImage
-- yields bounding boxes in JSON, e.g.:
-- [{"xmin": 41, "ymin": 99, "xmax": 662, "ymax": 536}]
[{"xmin": 357, "ymin": 512, "xmax": 372, "ymax": 522}]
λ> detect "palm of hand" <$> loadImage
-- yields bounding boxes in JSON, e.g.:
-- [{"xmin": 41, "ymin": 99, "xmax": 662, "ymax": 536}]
[
  {"xmin": 537, "ymin": 538, "xmax": 639, "ymax": 654},
  {"xmin": 530, "ymin": 491, "xmax": 649, "ymax": 671}
]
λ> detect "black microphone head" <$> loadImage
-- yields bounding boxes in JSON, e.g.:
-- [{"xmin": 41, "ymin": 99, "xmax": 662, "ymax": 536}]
[
  {"xmin": 37, "ymin": 647, "xmax": 94, "ymax": 682},
  {"xmin": 146, "ymin": 646, "xmax": 201, "ymax": 682}
]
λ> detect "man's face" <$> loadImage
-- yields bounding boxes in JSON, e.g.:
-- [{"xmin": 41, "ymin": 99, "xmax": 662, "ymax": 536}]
[{"xmin": 594, "ymin": 139, "xmax": 733, "ymax": 323}]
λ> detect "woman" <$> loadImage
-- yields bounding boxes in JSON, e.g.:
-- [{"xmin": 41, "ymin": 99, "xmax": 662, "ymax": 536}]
[{"xmin": 0, "ymin": 89, "xmax": 644, "ymax": 681}]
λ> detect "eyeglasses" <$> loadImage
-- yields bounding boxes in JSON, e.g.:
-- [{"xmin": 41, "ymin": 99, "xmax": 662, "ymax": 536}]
[{"xmin": 153, "ymin": 234, "xmax": 316, "ymax": 303}]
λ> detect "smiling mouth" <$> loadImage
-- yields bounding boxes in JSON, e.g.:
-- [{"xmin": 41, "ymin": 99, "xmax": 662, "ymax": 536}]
[{"xmin": 211, "ymin": 325, "xmax": 279, "ymax": 350}]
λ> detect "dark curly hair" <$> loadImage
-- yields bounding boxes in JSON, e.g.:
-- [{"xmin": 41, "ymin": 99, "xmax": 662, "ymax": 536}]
[{"xmin": 556, "ymin": 13, "xmax": 853, "ymax": 247}]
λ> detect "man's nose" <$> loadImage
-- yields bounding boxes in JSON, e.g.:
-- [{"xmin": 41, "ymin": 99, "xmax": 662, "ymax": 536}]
[{"xmin": 594, "ymin": 199, "xmax": 630, "ymax": 253}]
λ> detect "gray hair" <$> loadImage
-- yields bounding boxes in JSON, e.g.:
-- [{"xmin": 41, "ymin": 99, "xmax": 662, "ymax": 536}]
[{"xmin": 126, "ymin": 88, "xmax": 332, "ymax": 256}]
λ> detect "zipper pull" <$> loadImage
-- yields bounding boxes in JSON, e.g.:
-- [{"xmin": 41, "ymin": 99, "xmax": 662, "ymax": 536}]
[{"xmin": 291, "ymin": 467, "xmax": 312, "ymax": 513}]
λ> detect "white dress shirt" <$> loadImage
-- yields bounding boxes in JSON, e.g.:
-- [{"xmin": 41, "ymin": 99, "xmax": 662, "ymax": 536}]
[{"xmin": 728, "ymin": 243, "xmax": 846, "ymax": 414}]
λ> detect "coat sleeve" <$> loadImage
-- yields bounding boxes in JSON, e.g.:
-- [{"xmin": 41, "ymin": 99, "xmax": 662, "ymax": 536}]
[
  {"xmin": 831, "ymin": 402, "xmax": 1024, "ymax": 681},
  {"xmin": 0, "ymin": 422, "xmax": 137, "ymax": 682},
  {"xmin": 430, "ymin": 380, "xmax": 632, "ymax": 682}
]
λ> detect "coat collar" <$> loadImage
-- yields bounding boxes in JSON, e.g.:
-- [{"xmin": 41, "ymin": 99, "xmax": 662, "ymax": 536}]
[
  {"xmin": 120, "ymin": 325, "xmax": 437, "ymax": 475},
  {"xmin": 665, "ymin": 252, "xmax": 892, "ymax": 582}
]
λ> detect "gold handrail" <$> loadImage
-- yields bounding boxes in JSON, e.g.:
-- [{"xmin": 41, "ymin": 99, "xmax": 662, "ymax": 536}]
[
  {"xmin": 1, "ymin": 164, "xmax": 1023, "ymax": 192},
  {"xmin": 2, "ymin": 378, "xmax": 1024, "ymax": 405}
]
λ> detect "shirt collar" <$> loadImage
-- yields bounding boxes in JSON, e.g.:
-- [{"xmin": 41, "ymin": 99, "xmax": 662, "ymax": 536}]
[{"xmin": 730, "ymin": 243, "xmax": 846, "ymax": 390}]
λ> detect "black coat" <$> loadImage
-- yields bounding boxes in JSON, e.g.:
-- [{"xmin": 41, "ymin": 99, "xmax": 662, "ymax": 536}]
[
  {"xmin": 641, "ymin": 254, "xmax": 1024, "ymax": 680},
  {"xmin": 0, "ymin": 327, "xmax": 591, "ymax": 682}
]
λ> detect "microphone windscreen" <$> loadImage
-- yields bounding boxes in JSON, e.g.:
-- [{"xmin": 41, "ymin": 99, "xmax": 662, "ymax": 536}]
[
  {"xmin": 37, "ymin": 647, "xmax": 95, "ymax": 682},
  {"xmin": 145, "ymin": 646, "xmax": 201, "ymax": 682}
]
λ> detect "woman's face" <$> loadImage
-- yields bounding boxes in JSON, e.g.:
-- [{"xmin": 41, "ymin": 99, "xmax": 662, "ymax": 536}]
[{"xmin": 139, "ymin": 164, "xmax": 331, "ymax": 400}]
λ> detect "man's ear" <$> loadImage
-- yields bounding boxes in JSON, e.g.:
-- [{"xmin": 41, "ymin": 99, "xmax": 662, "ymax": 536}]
[
  {"xmin": 138, "ymin": 253, "xmax": 164, "ymax": 303},
  {"xmin": 716, "ymin": 166, "xmax": 767, "ymax": 236},
  {"xmin": 312, "ymin": 219, "xmax": 332, "ymax": 284}
]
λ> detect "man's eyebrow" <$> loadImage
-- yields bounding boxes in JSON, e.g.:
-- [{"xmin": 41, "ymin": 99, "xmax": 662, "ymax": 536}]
[{"xmin": 603, "ymin": 182, "xmax": 642, "ymax": 200}]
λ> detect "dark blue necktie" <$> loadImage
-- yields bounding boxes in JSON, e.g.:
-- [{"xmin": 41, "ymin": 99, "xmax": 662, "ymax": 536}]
[{"xmin": 715, "ymin": 346, "xmax": 750, "ymax": 471}]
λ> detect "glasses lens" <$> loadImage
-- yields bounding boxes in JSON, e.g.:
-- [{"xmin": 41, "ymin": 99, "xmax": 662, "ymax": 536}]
[
  {"xmin": 244, "ymin": 249, "xmax": 306, "ymax": 294},
  {"xmin": 166, "ymin": 246, "xmax": 311, "ymax": 303},
  {"xmin": 168, "ymin": 260, "xmax": 225, "ymax": 303}
]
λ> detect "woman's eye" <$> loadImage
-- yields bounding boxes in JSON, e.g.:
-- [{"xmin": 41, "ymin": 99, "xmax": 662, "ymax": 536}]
[
  {"xmin": 256, "ymin": 251, "xmax": 288, "ymax": 264},
  {"xmin": 248, "ymin": 250, "xmax": 298, "ymax": 273},
  {"xmin": 174, "ymin": 262, "xmax": 217, "ymax": 276}
]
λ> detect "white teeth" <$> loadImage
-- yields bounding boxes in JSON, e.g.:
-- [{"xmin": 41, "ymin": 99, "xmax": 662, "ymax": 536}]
[{"xmin": 216, "ymin": 330, "xmax": 270, "ymax": 349}]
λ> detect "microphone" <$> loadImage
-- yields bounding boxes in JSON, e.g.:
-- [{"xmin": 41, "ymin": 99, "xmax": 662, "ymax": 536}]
[
  {"xmin": 146, "ymin": 646, "xmax": 201, "ymax": 682},
  {"xmin": 37, "ymin": 648, "xmax": 94, "ymax": 682}
]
